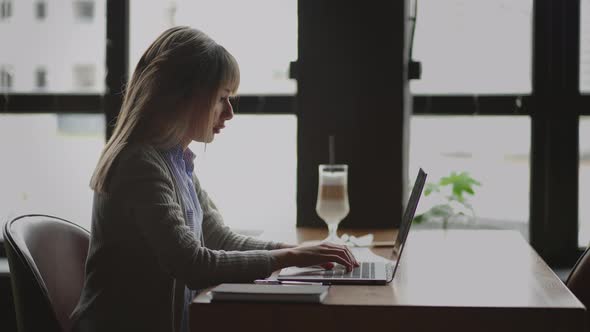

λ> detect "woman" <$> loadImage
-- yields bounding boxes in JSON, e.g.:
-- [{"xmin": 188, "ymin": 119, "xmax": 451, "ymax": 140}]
[{"xmin": 70, "ymin": 27, "xmax": 358, "ymax": 332}]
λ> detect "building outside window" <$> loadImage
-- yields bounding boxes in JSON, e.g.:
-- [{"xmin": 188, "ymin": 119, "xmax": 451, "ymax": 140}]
[
  {"xmin": 73, "ymin": 64, "xmax": 95, "ymax": 89},
  {"xmin": 0, "ymin": 0, "xmax": 106, "ymax": 236},
  {"xmin": 36, "ymin": 67, "xmax": 47, "ymax": 89},
  {"xmin": 36, "ymin": 1, "xmax": 46, "ymax": 20},
  {"xmin": 0, "ymin": 66, "xmax": 13, "ymax": 89},
  {"xmin": 0, "ymin": 0, "xmax": 106, "ymax": 93},
  {"xmin": 0, "ymin": 0, "xmax": 12, "ymax": 20},
  {"xmin": 129, "ymin": 0, "xmax": 297, "ymax": 95},
  {"xmin": 73, "ymin": 0, "xmax": 94, "ymax": 21}
]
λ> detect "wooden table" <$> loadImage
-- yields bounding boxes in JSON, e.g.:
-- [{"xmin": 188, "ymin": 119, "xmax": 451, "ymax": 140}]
[{"xmin": 191, "ymin": 228, "xmax": 586, "ymax": 332}]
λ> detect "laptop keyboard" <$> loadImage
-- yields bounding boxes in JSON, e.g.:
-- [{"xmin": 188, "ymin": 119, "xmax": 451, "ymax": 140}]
[{"xmin": 320, "ymin": 262, "xmax": 376, "ymax": 279}]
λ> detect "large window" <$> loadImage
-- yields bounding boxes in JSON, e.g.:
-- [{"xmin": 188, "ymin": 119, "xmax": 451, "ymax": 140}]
[
  {"xmin": 410, "ymin": 0, "xmax": 532, "ymax": 237},
  {"xmin": 188, "ymin": 115, "xmax": 297, "ymax": 232},
  {"xmin": 410, "ymin": 116, "xmax": 530, "ymax": 239},
  {"xmin": 0, "ymin": 114, "xmax": 104, "ymax": 236},
  {"xmin": 0, "ymin": 0, "xmax": 105, "ymax": 93},
  {"xmin": 411, "ymin": 0, "xmax": 532, "ymax": 94},
  {"xmin": 129, "ymin": 0, "xmax": 298, "ymax": 231},
  {"xmin": 129, "ymin": 0, "xmax": 297, "ymax": 95},
  {"xmin": 1, "ymin": 0, "xmax": 297, "ymax": 238},
  {"xmin": 0, "ymin": 0, "xmax": 106, "ymax": 236}
]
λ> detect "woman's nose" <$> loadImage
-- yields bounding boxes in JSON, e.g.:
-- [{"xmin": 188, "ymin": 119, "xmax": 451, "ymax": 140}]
[{"xmin": 223, "ymin": 100, "xmax": 234, "ymax": 121}]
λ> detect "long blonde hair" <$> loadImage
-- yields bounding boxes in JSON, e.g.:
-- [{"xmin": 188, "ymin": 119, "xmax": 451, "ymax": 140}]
[{"xmin": 90, "ymin": 26, "xmax": 240, "ymax": 193}]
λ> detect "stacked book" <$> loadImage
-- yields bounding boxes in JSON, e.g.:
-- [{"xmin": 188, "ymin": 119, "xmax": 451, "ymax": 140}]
[{"xmin": 210, "ymin": 283, "xmax": 329, "ymax": 303}]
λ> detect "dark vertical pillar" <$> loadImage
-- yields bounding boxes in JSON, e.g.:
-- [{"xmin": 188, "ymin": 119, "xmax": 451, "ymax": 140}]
[
  {"xmin": 296, "ymin": 1, "xmax": 410, "ymax": 228},
  {"xmin": 531, "ymin": 0, "xmax": 580, "ymax": 265},
  {"xmin": 105, "ymin": 0, "xmax": 129, "ymax": 140}
]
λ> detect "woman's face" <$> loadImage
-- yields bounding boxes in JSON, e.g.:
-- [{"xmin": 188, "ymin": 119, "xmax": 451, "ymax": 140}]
[{"xmin": 188, "ymin": 86, "xmax": 234, "ymax": 144}]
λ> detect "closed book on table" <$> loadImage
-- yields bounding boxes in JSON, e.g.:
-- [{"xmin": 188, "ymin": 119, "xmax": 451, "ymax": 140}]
[{"xmin": 210, "ymin": 283, "xmax": 329, "ymax": 303}]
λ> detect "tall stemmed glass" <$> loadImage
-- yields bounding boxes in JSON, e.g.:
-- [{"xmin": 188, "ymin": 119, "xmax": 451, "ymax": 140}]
[{"xmin": 316, "ymin": 164, "xmax": 350, "ymax": 243}]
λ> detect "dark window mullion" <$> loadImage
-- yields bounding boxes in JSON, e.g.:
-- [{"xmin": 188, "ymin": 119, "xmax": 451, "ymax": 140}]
[
  {"xmin": 0, "ymin": 94, "xmax": 102, "ymax": 113},
  {"xmin": 580, "ymin": 96, "xmax": 590, "ymax": 115},
  {"xmin": 105, "ymin": 0, "xmax": 129, "ymax": 139},
  {"xmin": 412, "ymin": 95, "xmax": 531, "ymax": 115},
  {"xmin": 232, "ymin": 95, "xmax": 295, "ymax": 115},
  {"xmin": 530, "ymin": 0, "xmax": 581, "ymax": 266}
]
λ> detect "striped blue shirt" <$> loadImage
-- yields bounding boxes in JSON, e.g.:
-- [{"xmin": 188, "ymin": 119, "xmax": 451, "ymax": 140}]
[{"xmin": 162, "ymin": 145, "xmax": 202, "ymax": 332}]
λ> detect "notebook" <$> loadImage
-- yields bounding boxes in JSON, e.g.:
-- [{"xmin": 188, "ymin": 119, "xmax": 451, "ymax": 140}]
[{"xmin": 210, "ymin": 283, "xmax": 329, "ymax": 303}]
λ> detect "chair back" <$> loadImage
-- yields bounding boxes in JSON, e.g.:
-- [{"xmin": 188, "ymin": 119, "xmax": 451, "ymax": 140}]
[
  {"xmin": 3, "ymin": 214, "xmax": 90, "ymax": 332},
  {"xmin": 567, "ymin": 246, "xmax": 590, "ymax": 331}
]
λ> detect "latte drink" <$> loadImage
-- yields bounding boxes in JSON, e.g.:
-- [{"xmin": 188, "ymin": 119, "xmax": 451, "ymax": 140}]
[{"xmin": 316, "ymin": 171, "xmax": 349, "ymax": 225}]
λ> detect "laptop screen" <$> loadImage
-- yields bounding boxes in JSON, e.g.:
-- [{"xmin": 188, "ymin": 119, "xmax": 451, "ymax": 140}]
[{"xmin": 390, "ymin": 168, "xmax": 427, "ymax": 275}]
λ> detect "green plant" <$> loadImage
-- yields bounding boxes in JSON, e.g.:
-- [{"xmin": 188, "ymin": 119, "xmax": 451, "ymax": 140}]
[{"xmin": 413, "ymin": 171, "xmax": 481, "ymax": 229}]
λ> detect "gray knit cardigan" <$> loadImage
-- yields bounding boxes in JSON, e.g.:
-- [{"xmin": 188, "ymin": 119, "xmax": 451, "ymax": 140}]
[{"xmin": 70, "ymin": 143, "xmax": 281, "ymax": 332}]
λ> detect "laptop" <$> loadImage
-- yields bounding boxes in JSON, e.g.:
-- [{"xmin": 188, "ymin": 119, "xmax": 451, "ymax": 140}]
[{"xmin": 278, "ymin": 168, "xmax": 427, "ymax": 285}]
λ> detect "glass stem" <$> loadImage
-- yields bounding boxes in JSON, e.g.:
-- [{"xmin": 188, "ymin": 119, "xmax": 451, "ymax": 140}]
[{"xmin": 328, "ymin": 223, "xmax": 339, "ymax": 240}]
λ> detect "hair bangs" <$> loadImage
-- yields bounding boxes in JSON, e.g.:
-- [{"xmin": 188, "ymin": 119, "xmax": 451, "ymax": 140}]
[{"xmin": 218, "ymin": 46, "xmax": 240, "ymax": 95}]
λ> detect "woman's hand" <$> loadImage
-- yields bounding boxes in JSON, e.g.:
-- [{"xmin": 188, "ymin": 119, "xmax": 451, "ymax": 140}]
[{"xmin": 270, "ymin": 242, "xmax": 359, "ymax": 271}]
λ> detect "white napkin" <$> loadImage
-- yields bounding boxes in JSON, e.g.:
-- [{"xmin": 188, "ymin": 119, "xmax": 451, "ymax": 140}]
[{"xmin": 341, "ymin": 233, "xmax": 374, "ymax": 247}]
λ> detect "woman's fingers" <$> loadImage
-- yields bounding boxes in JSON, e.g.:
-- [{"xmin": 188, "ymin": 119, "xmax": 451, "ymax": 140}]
[
  {"xmin": 323, "ymin": 254, "xmax": 354, "ymax": 271},
  {"xmin": 320, "ymin": 243, "xmax": 358, "ymax": 268},
  {"xmin": 282, "ymin": 242, "xmax": 360, "ymax": 271},
  {"xmin": 320, "ymin": 247, "xmax": 356, "ymax": 271},
  {"xmin": 342, "ymin": 245, "xmax": 359, "ymax": 266},
  {"xmin": 320, "ymin": 262, "xmax": 335, "ymax": 270}
]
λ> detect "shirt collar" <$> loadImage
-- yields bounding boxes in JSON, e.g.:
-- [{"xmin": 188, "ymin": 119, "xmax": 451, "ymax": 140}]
[
  {"xmin": 165, "ymin": 144, "xmax": 196, "ymax": 175},
  {"xmin": 183, "ymin": 147, "xmax": 196, "ymax": 174}
]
